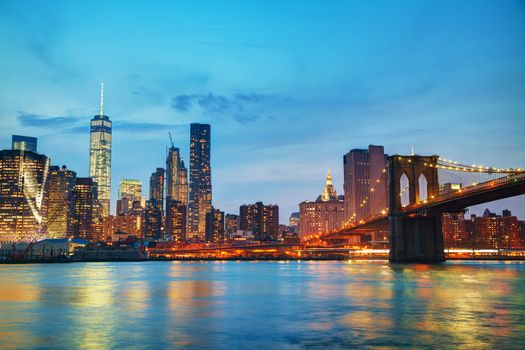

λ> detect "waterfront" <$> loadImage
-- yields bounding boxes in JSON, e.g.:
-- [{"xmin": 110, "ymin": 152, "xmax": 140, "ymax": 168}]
[{"xmin": 0, "ymin": 261, "xmax": 524, "ymax": 349}]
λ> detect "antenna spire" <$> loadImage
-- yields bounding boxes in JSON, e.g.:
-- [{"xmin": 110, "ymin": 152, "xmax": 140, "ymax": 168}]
[
  {"xmin": 411, "ymin": 144, "xmax": 415, "ymax": 156},
  {"xmin": 99, "ymin": 81, "xmax": 104, "ymax": 116}
]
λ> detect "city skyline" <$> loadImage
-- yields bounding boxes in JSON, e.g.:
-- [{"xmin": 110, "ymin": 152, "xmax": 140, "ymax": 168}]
[{"xmin": 1, "ymin": 0, "xmax": 524, "ymax": 222}]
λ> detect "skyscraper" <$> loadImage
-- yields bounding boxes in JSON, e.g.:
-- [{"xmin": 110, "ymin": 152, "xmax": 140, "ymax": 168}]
[
  {"xmin": 149, "ymin": 167, "xmax": 164, "ymax": 211},
  {"xmin": 343, "ymin": 145, "xmax": 388, "ymax": 224},
  {"xmin": 144, "ymin": 200, "xmax": 162, "ymax": 239},
  {"xmin": 166, "ymin": 147, "xmax": 188, "ymax": 205},
  {"xmin": 47, "ymin": 165, "xmax": 76, "ymax": 239},
  {"xmin": 188, "ymin": 123, "xmax": 211, "ymax": 240},
  {"xmin": 89, "ymin": 82, "xmax": 112, "ymax": 217},
  {"xmin": 0, "ymin": 149, "xmax": 49, "ymax": 242},
  {"xmin": 12, "ymin": 135, "xmax": 37, "ymax": 153}
]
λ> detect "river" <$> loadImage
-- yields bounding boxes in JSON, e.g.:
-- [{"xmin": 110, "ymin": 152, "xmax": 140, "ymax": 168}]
[{"xmin": 0, "ymin": 261, "xmax": 524, "ymax": 349}]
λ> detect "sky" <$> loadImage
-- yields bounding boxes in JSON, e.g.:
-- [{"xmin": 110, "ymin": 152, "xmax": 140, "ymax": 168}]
[{"xmin": 0, "ymin": 0, "xmax": 524, "ymax": 223}]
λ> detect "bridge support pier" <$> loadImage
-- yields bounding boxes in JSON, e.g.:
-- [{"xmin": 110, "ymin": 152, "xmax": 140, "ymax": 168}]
[{"xmin": 389, "ymin": 214, "xmax": 445, "ymax": 262}]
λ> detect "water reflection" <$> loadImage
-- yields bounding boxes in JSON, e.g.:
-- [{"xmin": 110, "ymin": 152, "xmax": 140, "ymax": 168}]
[{"xmin": 0, "ymin": 261, "xmax": 524, "ymax": 349}]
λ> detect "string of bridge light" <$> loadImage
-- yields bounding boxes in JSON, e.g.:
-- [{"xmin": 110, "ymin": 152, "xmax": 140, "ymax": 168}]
[
  {"xmin": 437, "ymin": 157, "xmax": 522, "ymax": 173},
  {"xmin": 344, "ymin": 167, "xmax": 389, "ymax": 226}
]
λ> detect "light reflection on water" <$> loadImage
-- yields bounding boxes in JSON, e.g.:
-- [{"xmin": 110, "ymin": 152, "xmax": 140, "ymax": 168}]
[{"xmin": 0, "ymin": 261, "xmax": 524, "ymax": 349}]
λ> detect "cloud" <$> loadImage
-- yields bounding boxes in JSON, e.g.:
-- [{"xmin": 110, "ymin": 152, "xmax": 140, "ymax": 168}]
[
  {"xmin": 171, "ymin": 95, "xmax": 194, "ymax": 112},
  {"xmin": 18, "ymin": 112, "xmax": 79, "ymax": 128},
  {"xmin": 170, "ymin": 92, "xmax": 272, "ymax": 124}
]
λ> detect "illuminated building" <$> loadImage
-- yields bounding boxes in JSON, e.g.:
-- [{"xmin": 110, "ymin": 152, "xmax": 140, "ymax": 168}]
[
  {"xmin": 298, "ymin": 170, "xmax": 345, "ymax": 239},
  {"xmin": 289, "ymin": 212, "xmax": 300, "ymax": 228},
  {"xmin": 0, "ymin": 149, "xmax": 49, "ymax": 242},
  {"xmin": 149, "ymin": 167, "xmax": 164, "ymax": 211},
  {"xmin": 117, "ymin": 179, "xmax": 144, "ymax": 214},
  {"xmin": 144, "ymin": 200, "xmax": 162, "ymax": 239},
  {"xmin": 239, "ymin": 202, "xmax": 279, "ymax": 241},
  {"xmin": 470, "ymin": 209, "xmax": 520, "ymax": 249},
  {"xmin": 343, "ymin": 145, "xmax": 388, "ymax": 223},
  {"xmin": 166, "ymin": 147, "xmax": 188, "ymax": 205},
  {"xmin": 73, "ymin": 177, "xmax": 100, "ymax": 241},
  {"xmin": 89, "ymin": 82, "xmax": 112, "ymax": 217},
  {"xmin": 47, "ymin": 165, "xmax": 76, "ymax": 239},
  {"xmin": 12, "ymin": 135, "xmax": 37, "ymax": 152},
  {"xmin": 102, "ymin": 214, "xmax": 143, "ymax": 241},
  {"xmin": 442, "ymin": 212, "xmax": 467, "ymax": 247},
  {"xmin": 205, "ymin": 208, "xmax": 224, "ymax": 242},
  {"xmin": 225, "ymin": 214, "xmax": 238, "ymax": 238},
  {"xmin": 188, "ymin": 123, "xmax": 211, "ymax": 239},
  {"xmin": 166, "ymin": 199, "xmax": 187, "ymax": 242}
]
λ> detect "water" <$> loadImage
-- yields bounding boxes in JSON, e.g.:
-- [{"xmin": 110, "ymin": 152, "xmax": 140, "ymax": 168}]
[{"xmin": 0, "ymin": 261, "xmax": 524, "ymax": 349}]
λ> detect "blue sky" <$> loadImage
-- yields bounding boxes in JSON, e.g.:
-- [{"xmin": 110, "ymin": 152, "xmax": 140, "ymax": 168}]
[{"xmin": 0, "ymin": 0, "xmax": 524, "ymax": 222}]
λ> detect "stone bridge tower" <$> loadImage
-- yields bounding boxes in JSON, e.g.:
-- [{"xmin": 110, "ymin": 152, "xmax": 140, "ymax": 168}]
[{"xmin": 388, "ymin": 155, "xmax": 445, "ymax": 262}]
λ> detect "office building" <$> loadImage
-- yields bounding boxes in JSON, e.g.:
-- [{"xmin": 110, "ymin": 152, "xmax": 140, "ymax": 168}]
[
  {"xmin": 0, "ymin": 149, "xmax": 49, "ymax": 242},
  {"xmin": 47, "ymin": 165, "xmax": 76, "ymax": 239},
  {"xmin": 239, "ymin": 202, "xmax": 279, "ymax": 241},
  {"xmin": 205, "ymin": 207, "xmax": 224, "ymax": 242},
  {"xmin": 89, "ymin": 82, "xmax": 112, "ymax": 217},
  {"xmin": 188, "ymin": 123, "xmax": 211, "ymax": 239},
  {"xmin": 298, "ymin": 171, "xmax": 345, "ymax": 239},
  {"xmin": 343, "ymin": 145, "xmax": 388, "ymax": 223},
  {"xmin": 225, "ymin": 214, "xmax": 239, "ymax": 238},
  {"xmin": 166, "ymin": 147, "xmax": 188, "ymax": 205},
  {"xmin": 12, "ymin": 135, "xmax": 37, "ymax": 152},
  {"xmin": 102, "ymin": 214, "xmax": 143, "ymax": 241}
]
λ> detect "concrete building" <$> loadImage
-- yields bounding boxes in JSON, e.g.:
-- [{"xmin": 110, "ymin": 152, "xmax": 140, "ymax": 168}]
[
  {"xmin": 149, "ymin": 167, "xmax": 165, "ymax": 212},
  {"xmin": 117, "ymin": 179, "xmax": 144, "ymax": 215},
  {"xmin": 343, "ymin": 145, "xmax": 388, "ymax": 223},
  {"xmin": 298, "ymin": 170, "xmax": 345, "ymax": 239},
  {"xmin": 103, "ymin": 214, "xmax": 143, "ymax": 241},
  {"xmin": 73, "ymin": 177, "xmax": 100, "ymax": 241},
  {"xmin": 143, "ymin": 200, "xmax": 162, "ymax": 240}
]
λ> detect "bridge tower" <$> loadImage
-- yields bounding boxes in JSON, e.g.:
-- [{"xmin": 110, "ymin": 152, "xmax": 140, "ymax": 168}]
[{"xmin": 388, "ymin": 155, "xmax": 445, "ymax": 262}]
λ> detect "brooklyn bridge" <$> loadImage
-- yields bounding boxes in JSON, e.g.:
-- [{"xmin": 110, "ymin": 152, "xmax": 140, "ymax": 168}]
[{"xmin": 314, "ymin": 154, "xmax": 525, "ymax": 262}]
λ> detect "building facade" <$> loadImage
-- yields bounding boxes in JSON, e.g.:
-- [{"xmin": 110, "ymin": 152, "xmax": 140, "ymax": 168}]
[
  {"xmin": 166, "ymin": 199, "xmax": 187, "ymax": 242},
  {"xmin": 149, "ymin": 167, "xmax": 164, "ymax": 211},
  {"xmin": 89, "ymin": 82, "xmax": 112, "ymax": 217},
  {"xmin": 73, "ymin": 177, "xmax": 99, "ymax": 241},
  {"xmin": 0, "ymin": 150, "xmax": 49, "ymax": 242},
  {"xmin": 117, "ymin": 179, "xmax": 143, "ymax": 215},
  {"xmin": 225, "ymin": 214, "xmax": 238, "ymax": 238},
  {"xmin": 239, "ymin": 202, "xmax": 279, "ymax": 241},
  {"xmin": 102, "ymin": 214, "xmax": 143, "ymax": 241},
  {"xmin": 12, "ymin": 135, "xmax": 37, "ymax": 153},
  {"xmin": 298, "ymin": 171, "xmax": 345, "ymax": 239},
  {"xmin": 205, "ymin": 208, "xmax": 224, "ymax": 242},
  {"xmin": 188, "ymin": 123, "xmax": 211, "ymax": 240},
  {"xmin": 144, "ymin": 200, "xmax": 162, "ymax": 240},
  {"xmin": 343, "ymin": 145, "xmax": 388, "ymax": 223},
  {"xmin": 47, "ymin": 165, "xmax": 77, "ymax": 239}
]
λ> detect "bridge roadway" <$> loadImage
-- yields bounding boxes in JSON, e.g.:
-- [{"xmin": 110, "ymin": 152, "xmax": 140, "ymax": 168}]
[{"xmin": 324, "ymin": 172, "xmax": 525, "ymax": 239}]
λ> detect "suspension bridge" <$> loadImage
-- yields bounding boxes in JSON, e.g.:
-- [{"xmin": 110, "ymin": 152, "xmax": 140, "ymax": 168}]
[{"xmin": 316, "ymin": 154, "xmax": 525, "ymax": 262}]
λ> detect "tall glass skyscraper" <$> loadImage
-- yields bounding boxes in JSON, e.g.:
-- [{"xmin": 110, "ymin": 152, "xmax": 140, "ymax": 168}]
[
  {"xmin": 0, "ymin": 149, "xmax": 50, "ymax": 242},
  {"xmin": 166, "ymin": 146, "xmax": 188, "ymax": 206},
  {"xmin": 12, "ymin": 135, "xmax": 37, "ymax": 153},
  {"xmin": 188, "ymin": 123, "xmax": 211, "ymax": 240},
  {"xmin": 89, "ymin": 82, "xmax": 112, "ymax": 217}
]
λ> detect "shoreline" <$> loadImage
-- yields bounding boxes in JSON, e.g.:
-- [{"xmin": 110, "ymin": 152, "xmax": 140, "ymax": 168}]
[{"xmin": 2, "ymin": 256, "xmax": 525, "ymax": 264}]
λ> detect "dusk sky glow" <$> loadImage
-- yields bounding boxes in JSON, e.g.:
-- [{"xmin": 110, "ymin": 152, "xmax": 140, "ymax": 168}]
[{"xmin": 1, "ymin": 0, "xmax": 524, "ymax": 221}]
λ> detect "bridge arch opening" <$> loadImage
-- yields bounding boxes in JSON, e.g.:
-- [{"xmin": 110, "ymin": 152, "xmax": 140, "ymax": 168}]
[
  {"xmin": 418, "ymin": 173, "xmax": 428, "ymax": 202},
  {"xmin": 400, "ymin": 173, "xmax": 410, "ymax": 207}
]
